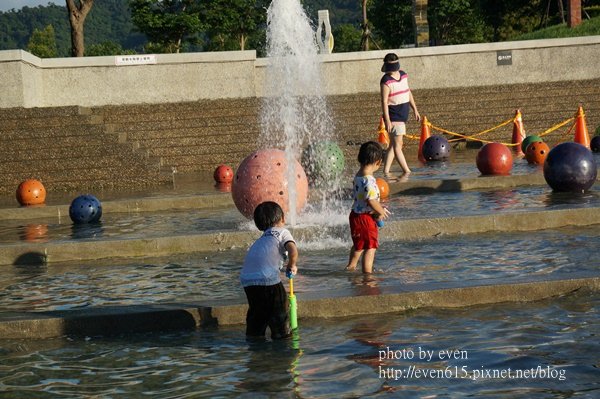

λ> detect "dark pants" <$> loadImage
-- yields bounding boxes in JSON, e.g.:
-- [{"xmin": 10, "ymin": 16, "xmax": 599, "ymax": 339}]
[{"xmin": 244, "ymin": 282, "xmax": 290, "ymax": 340}]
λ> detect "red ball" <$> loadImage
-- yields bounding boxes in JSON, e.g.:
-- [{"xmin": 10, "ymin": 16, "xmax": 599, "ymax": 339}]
[
  {"xmin": 231, "ymin": 149, "xmax": 308, "ymax": 219},
  {"xmin": 525, "ymin": 141, "xmax": 550, "ymax": 165},
  {"xmin": 213, "ymin": 164, "xmax": 234, "ymax": 183},
  {"xmin": 476, "ymin": 143, "xmax": 513, "ymax": 175},
  {"xmin": 375, "ymin": 177, "xmax": 389, "ymax": 200},
  {"xmin": 16, "ymin": 179, "xmax": 46, "ymax": 206}
]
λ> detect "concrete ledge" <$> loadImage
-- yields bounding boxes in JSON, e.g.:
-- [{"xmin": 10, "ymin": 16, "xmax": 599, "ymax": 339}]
[
  {"xmin": 0, "ymin": 173, "xmax": 564, "ymax": 221},
  {"xmin": 0, "ymin": 193, "xmax": 234, "ymax": 221},
  {"xmin": 1, "ymin": 276, "xmax": 597, "ymax": 339},
  {"xmin": 1, "ymin": 206, "xmax": 599, "ymax": 265}
]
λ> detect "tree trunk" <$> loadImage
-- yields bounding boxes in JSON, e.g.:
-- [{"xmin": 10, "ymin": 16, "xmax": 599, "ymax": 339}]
[
  {"xmin": 360, "ymin": 0, "xmax": 369, "ymax": 51},
  {"xmin": 66, "ymin": 0, "xmax": 94, "ymax": 57}
]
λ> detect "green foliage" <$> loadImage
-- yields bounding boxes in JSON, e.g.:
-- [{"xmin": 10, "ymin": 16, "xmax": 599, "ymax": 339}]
[
  {"xmin": 332, "ymin": 23, "xmax": 362, "ymax": 53},
  {"xmin": 429, "ymin": 0, "xmax": 490, "ymax": 45},
  {"xmin": 128, "ymin": 0, "xmax": 204, "ymax": 53},
  {"xmin": 199, "ymin": 0, "xmax": 269, "ymax": 52},
  {"xmin": 27, "ymin": 24, "xmax": 57, "ymax": 58},
  {"xmin": 301, "ymin": 0, "xmax": 361, "ymax": 26},
  {"xmin": 86, "ymin": 41, "xmax": 137, "ymax": 56},
  {"xmin": 513, "ymin": 15, "xmax": 600, "ymax": 40},
  {"xmin": 0, "ymin": 0, "xmax": 145, "ymax": 57},
  {"xmin": 369, "ymin": 0, "xmax": 414, "ymax": 49}
]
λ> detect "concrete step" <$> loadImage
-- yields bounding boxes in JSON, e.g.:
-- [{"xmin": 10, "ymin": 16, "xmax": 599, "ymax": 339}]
[
  {"xmin": 0, "ymin": 114, "xmax": 103, "ymax": 130},
  {"xmin": 105, "ymin": 114, "xmax": 260, "ymax": 132},
  {"xmin": 0, "ymin": 125, "xmax": 110, "ymax": 140},
  {"xmin": 0, "ymin": 105, "xmax": 89, "ymax": 119},
  {"xmin": 121, "ymin": 125, "xmax": 260, "ymax": 141}
]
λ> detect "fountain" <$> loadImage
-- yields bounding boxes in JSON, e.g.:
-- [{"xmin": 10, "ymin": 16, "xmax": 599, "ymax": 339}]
[{"xmin": 259, "ymin": 0, "xmax": 336, "ymax": 226}]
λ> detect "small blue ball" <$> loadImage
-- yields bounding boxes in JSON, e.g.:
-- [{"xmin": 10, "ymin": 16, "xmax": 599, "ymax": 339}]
[
  {"xmin": 376, "ymin": 219, "xmax": 384, "ymax": 228},
  {"xmin": 69, "ymin": 194, "xmax": 103, "ymax": 224}
]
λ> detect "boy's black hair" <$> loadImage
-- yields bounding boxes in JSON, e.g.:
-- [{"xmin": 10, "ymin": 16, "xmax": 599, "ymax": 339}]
[
  {"xmin": 253, "ymin": 201, "xmax": 284, "ymax": 231},
  {"xmin": 357, "ymin": 141, "xmax": 384, "ymax": 166}
]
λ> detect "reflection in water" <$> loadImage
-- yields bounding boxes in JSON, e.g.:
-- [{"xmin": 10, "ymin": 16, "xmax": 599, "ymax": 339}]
[
  {"xmin": 0, "ymin": 293, "xmax": 596, "ymax": 397},
  {"xmin": 71, "ymin": 222, "xmax": 104, "ymax": 239},
  {"xmin": 20, "ymin": 224, "xmax": 48, "ymax": 243}
]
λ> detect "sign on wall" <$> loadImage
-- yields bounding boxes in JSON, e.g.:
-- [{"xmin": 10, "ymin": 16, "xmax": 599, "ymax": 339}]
[
  {"xmin": 496, "ymin": 50, "xmax": 512, "ymax": 66},
  {"xmin": 115, "ymin": 55, "xmax": 157, "ymax": 66}
]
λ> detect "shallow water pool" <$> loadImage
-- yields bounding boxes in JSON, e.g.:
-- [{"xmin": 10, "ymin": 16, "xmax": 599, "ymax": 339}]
[
  {"xmin": 0, "ymin": 291, "xmax": 597, "ymax": 398},
  {"xmin": 0, "ymin": 184, "xmax": 599, "ymax": 246},
  {"xmin": 1, "ymin": 225, "xmax": 598, "ymax": 312}
]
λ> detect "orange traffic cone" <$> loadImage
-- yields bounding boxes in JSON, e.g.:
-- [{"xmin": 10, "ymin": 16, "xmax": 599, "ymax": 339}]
[
  {"xmin": 574, "ymin": 106, "xmax": 591, "ymax": 148},
  {"xmin": 377, "ymin": 117, "xmax": 390, "ymax": 149},
  {"xmin": 418, "ymin": 116, "xmax": 431, "ymax": 162},
  {"xmin": 511, "ymin": 109, "xmax": 526, "ymax": 157}
]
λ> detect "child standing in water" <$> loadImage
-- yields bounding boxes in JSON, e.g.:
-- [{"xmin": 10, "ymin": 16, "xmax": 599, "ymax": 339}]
[
  {"xmin": 345, "ymin": 141, "xmax": 390, "ymax": 273},
  {"xmin": 380, "ymin": 53, "xmax": 421, "ymax": 179},
  {"xmin": 240, "ymin": 201, "xmax": 298, "ymax": 339}
]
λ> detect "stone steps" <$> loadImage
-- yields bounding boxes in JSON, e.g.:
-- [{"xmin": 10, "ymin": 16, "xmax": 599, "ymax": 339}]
[{"xmin": 1, "ymin": 78, "xmax": 598, "ymax": 195}]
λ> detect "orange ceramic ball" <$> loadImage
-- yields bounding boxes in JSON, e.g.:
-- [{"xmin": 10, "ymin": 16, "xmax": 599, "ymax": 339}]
[
  {"xmin": 525, "ymin": 141, "xmax": 550, "ymax": 165},
  {"xmin": 376, "ymin": 177, "xmax": 390, "ymax": 200},
  {"xmin": 16, "ymin": 179, "xmax": 46, "ymax": 206},
  {"xmin": 232, "ymin": 149, "xmax": 309, "ymax": 219},
  {"xmin": 214, "ymin": 164, "xmax": 234, "ymax": 183}
]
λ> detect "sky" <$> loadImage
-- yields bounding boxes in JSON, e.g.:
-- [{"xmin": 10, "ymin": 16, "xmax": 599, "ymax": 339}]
[{"xmin": 0, "ymin": 1, "xmax": 60, "ymax": 12}]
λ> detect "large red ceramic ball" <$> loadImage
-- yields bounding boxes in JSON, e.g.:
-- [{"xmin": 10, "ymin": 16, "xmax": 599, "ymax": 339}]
[
  {"xmin": 213, "ymin": 164, "xmax": 234, "ymax": 183},
  {"xmin": 232, "ymin": 149, "xmax": 309, "ymax": 219},
  {"xmin": 476, "ymin": 143, "xmax": 513, "ymax": 175},
  {"xmin": 16, "ymin": 179, "xmax": 46, "ymax": 206}
]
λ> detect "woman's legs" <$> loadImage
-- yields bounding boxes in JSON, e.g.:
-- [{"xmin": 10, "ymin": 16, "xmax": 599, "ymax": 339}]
[
  {"xmin": 383, "ymin": 129, "xmax": 411, "ymax": 175},
  {"xmin": 392, "ymin": 135, "xmax": 411, "ymax": 174}
]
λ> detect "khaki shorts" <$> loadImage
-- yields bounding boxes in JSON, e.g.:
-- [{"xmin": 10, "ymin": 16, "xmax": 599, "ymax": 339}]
[{"xmin": 391, "ymin": 123, "xmax": 406, "ymax": 136}]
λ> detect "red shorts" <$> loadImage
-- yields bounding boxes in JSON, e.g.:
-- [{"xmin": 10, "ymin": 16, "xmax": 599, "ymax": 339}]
[{"xmin": 349, "ymin": 211, "xmax": 379, "ymax": 250}]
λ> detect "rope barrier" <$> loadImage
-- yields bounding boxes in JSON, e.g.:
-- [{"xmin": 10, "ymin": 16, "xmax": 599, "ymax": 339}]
[{"xmin": 408, "ymin": 113, "xmax": 577, "ymax": 147}]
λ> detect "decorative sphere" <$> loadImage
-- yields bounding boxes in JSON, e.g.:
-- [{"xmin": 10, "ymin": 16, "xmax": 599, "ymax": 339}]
[
  {"xmin": 525, "ymin": 141, "xmax": 550, "ymax": 165},
  {"xmin": 422, "ymin": 135, "xmax": 450, "ymax": 162},
  {"xmin": 476, "ymin": 143, "xmax": 513, "ymax": 175},
  {"xmin": 591, "ymin": 135, "xmax": 600, "ymax": 153},
  {"xmin": 521, "ymin": 135, "xmax": 542, "ymax": 154},
  {"xmin": 232, "ymin": 149, "xmax": 309, "ymax": 219},
  {"xmin": 16, "ymin": 179, "xmax": 46, "ymax": 206},
  {"xmin": 69, "ymin": 194, "xmax": 103, "ymax": 224},
  {"xmin": 543, "ymin": 142, "xmax": 597, "ymax": 192},
  {"xmin": 375, "ymin": 177, "xmax": 389, "ymax": 200},
  {"xmin": 301, "ymin": 141, "xmax": 345, "ymax": 186},
  {"xmin": 213, "ymin": 164, "xmax": 234, "ymax": 183}
]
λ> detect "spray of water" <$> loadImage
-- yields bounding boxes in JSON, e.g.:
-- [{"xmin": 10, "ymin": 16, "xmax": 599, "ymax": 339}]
[{"xmin": 260, "ymin": 0, "xmax": 346, "ymax": 231}]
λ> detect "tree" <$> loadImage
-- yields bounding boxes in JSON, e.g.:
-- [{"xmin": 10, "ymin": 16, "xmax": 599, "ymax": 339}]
[
  {"xmin": 199, "ymin": 0, "xmax": 268, "ymax": 52},
  {"xmin": 332, "ymin": 23, "xmax": 362, "ymax": 52},
  {"xmin": 27, "ymin": 24, "xmax": 58, "ymax": 58},
  {"xmin": 428, "ymin": 0, "xmax": 489, "ymax": 45},
  {"xmin": 66, "ymin": 0, "xmax": 94, "ymax": 57},
  {"xmin": 129, "ymin": 0, "xmax": 204, "ymax": 53},
  {"xmin": 369, "ymin": 0, "xmax": 414, "ymax": 48},
  {"xmin": 86, "ymin": 41, "xmax": 137, "ymax": 56}
]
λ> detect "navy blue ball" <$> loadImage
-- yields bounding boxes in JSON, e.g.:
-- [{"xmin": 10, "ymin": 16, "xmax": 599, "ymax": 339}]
[
  {"xmin": 543, "ymin": 142, "xmax": 597, "ymax": 192},
  {"xmin": 69, "ymin": 194, "xmax": 103, "ymax": 224},
  {"xmin": 591, "ymin": 135, "xmax": 600, "ymax": 153},
  {"xmin": 422, "ymin": 135, "xmax": 450, "ymax": 162}
]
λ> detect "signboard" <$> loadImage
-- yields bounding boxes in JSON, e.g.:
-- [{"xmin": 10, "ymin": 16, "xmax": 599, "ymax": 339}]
[
  {"xmin": 115, "ymin": 55, "xmax": 157, "ymax": 66},
  {"xmin": 496, "ymin": 50, "xmax": 512, "ymax": 66}
]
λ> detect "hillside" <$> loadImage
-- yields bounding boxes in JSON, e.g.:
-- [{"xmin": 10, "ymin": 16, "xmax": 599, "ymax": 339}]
[{"xmin": 0, "ymin": 0, "xmax": 146, "ymax": 57}]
